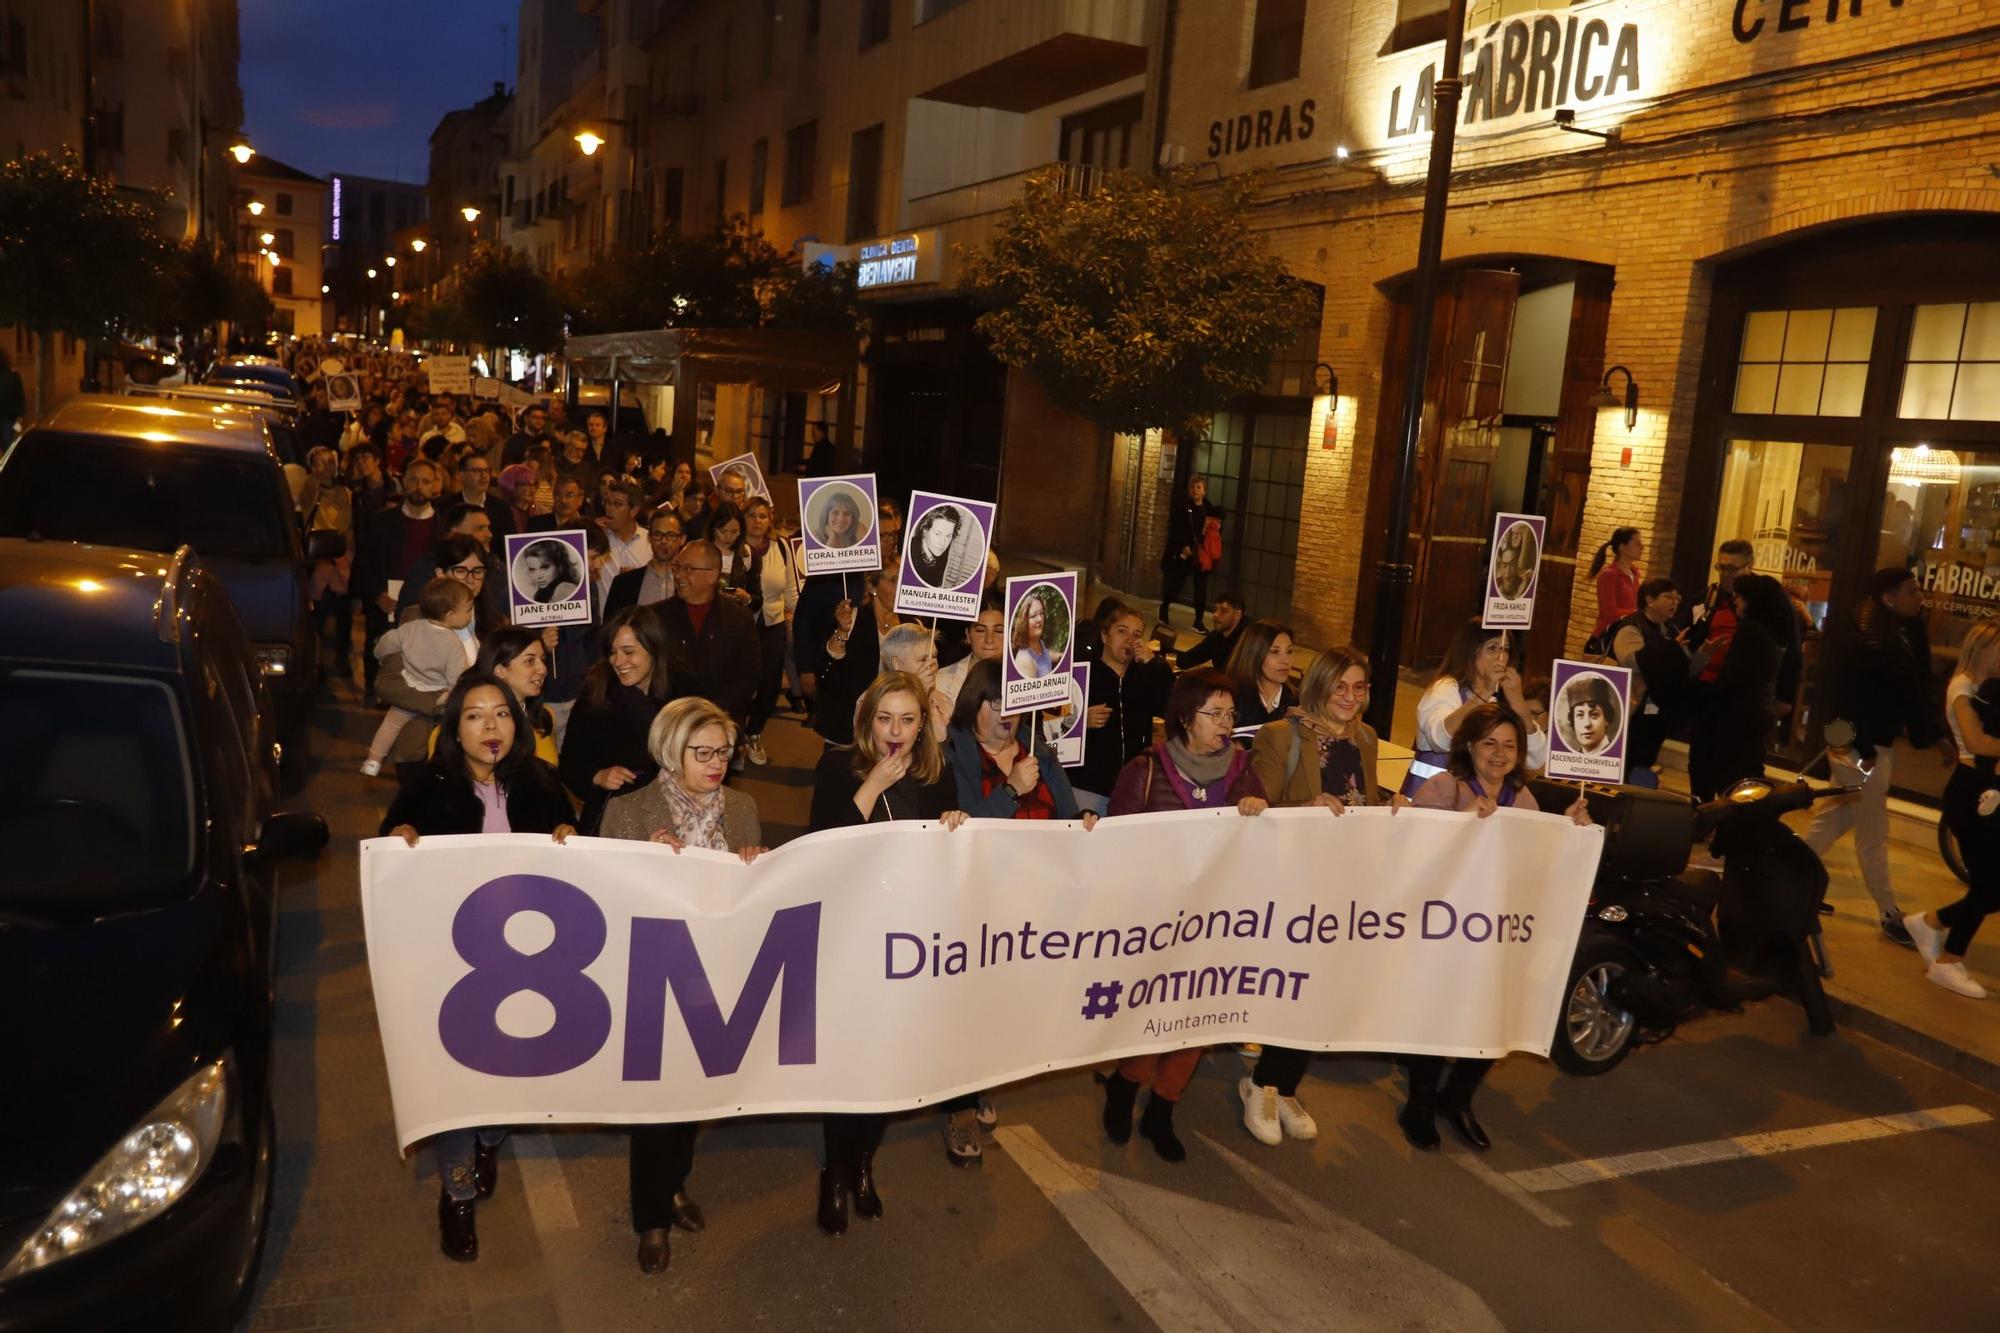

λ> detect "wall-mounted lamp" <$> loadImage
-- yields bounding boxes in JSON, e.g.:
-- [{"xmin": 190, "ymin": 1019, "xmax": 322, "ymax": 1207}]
[
  {"xmin": 258, "ymin": 231, "xmax": 275, "ymax": 246},
  {"xmin": 574, "ymin": 131, "xmax": 607, "ymax": 157},
  {"xmin": 1589, "ymin": 365, "xmax": 1640, "ymax": 430},
  {"xmin": 1313, "ymin": 362, "xmax": 1339, "ymax": 398},
  {"xmin": 228, "ymin": 141, "xmax": 255, "ymax": 164},
  {"xmin": 1553, "ymin": 108, "xmax": 1620, "ymax": 146},
  {"xmin": 246, "ymin": 199, "xmax": 265, "ymax": 216},
  {"xmin": 461, "ymin": 206, "xmax": 481, "ymax": 224},
  {"xmin": 384, "ymin": 255, "xmax": 396, "ymax": 267},
  {"xmin": 410, "ymin": 238, "xmax": 428, "ymax": 252}
]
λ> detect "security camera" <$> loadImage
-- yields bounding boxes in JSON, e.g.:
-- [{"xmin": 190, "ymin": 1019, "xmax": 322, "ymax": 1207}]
[{"xmin": 1553, "ymin": 108, "xmax": 1577, "ymax": 127}]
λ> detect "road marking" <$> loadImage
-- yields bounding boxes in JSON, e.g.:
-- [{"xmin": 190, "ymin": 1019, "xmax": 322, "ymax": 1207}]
[
  {"xmin": 508, "ymin": 1134, "xmax": 579, "ymax": 1231},
  {"xmin": 1505, "ymin": 1104, "xmax": 1993, "ymax": 1194},
  {"xmin": 995, "ymin": 1124, "xmax": 1503, "ymax": 1330},
  {"xmin": 1449, "ymin": 1151, "xmax": 1573, "ymax": 1228}
]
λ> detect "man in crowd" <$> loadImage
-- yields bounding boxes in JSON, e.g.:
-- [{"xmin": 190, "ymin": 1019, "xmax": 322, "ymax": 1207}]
[
  {"xmin": 421, "ymin": 393, "xmax": 466, "ymax": 448},
  {"xmin": 716, "ymin": 464, "xmax": 754, "ymax": 511},
  {"xmin": 1809, "ymin": 566, "xmax": 1953, "ymax": 947},
  {"xmin": 1176, "ymin": 593, "xmax": 1248, "ymax": 669},
  {"xmin": 347, "ymin": 443, "xmax": 395, "ymax": 516},
  {"xmin": 394, "ymin": 501, "xmax": 501, "ymax": 623},
  {"xmin": 354, "ymin": 458, "xmax": 442, "ymax": 694},
  {"xmin": 655, "ymin": 539, "xmax": 760, "ymax": 729},
  {"xmin": 504, "ymin": 403, "xmax": 552, "ymax": 465},
  {"xmin": 1071, "ymin": 603, "xmax": 1176, "ymax": 815},
  {"xmin": 528, "ymin": 477, "xmax": 589, "ymax": 533},
  {"xmin": 595, "ymin": 481, "xmax": 652, "ymax": 603},
  {"xmin": 605, "ymin": 509, "xmax": 683, "ymax": 618},
  {"xmin": 450, "ymin": 446, "xmax": 514, "ymax": 541}
]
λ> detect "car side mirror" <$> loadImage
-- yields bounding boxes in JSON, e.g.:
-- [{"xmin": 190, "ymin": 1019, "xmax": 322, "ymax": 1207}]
[
  {"xmin": 305, "ymin": 529, "xmax": 347, "ymax": 562},
  {"xmin": 247, "ymin": 811, "xmax": 328, "ymax": 866}
]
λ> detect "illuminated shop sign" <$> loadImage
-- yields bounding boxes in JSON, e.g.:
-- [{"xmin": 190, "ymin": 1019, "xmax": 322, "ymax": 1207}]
[
  {"xmin": 856, "ymin": 231, "xmax": 941, "ymax": 290},
  {"xmin": 330, "ymin": 175, "xmax": 343, "ymax": 241},
  {"xmin": 1384, "ymin": 7, "xmax": 1645, "ymax": 140}
]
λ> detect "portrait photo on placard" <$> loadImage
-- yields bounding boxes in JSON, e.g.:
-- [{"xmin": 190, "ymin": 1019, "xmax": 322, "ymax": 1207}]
[
  {"xmin": 1002, "ymin": 571, "xmax": 1077, "ymax": 713},
  {"xmin": 1492, "ymin": 519, "xmax": 1541, "ymax": 601},
  {"xmin": 709, "ymin": 452, "xmax": 771, "ymax": 507},
  {"xmin": 798, "ymin": 474, "xmax": 880, "ymax": 575},
  {"xmin": 894, "ymin": 490, "xmax": 997, "ymax": 620},
  {"xmin": 325, "ymin": 372, "xmax": 362, "ymax": 412},
  {"xmin": 504, "ymin": 530, "xmax": 592, "ymax": 627},
  {"xmin": 1545, "ymin": 658, "xmax": 1632, "ymax": 783},
  {"xmin": 1052, "ymin": 663, "xmax": 1089, "ymax": 767}
]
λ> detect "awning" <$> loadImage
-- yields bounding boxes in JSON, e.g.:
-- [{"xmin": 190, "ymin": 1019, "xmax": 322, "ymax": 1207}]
[{"xmin": 563, "ymin": 327, "xmax": 858, "ymax": 393}]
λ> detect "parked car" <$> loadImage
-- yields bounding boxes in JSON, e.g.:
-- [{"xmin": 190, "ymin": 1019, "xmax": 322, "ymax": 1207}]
[
  {"xmin": 0, "ymin": 538, "xmax": 325, "ymax": 1330},
  {"xmin": 0, "ymin": 394, "xmax": 332, "ymax": 785},
  {"xmin": 122, "ymin": 384, "xmax": 305, "ymax": 466},
  {"xmin": 205, "ymin": 360, "xmax": 299, "ymax": 403}
]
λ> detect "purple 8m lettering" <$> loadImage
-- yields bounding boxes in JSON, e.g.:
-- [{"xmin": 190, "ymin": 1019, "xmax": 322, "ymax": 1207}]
[{"xmin": 438, "ymin": 875, "xmax": 614, "ymax": 1077}]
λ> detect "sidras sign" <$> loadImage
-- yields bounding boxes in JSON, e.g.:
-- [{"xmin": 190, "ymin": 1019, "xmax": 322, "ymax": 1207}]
[{"xmin": 1384, "ymin": 6, "xmax": 1646, "ymax": 141}]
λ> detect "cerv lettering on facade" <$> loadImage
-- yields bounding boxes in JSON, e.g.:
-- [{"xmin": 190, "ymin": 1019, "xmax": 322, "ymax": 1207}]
[{"xmin": 1386, "ymin": 7, "xmax": 1643, "ymax": 140}]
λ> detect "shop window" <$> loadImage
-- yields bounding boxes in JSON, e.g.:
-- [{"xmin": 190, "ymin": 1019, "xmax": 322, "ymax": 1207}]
[
  {"xmin": 1898, "ymin": 302, "xmax": 2000, "ymax": 422},
  {"xmin": 1876, "ymin": 442, "xmax": 2000, "ymax": 802},
  {"xmin": 1249, "ymin": 0, "xmax": 1306, "ymax": 88},
  {"xmin": 276, "ymin": 192, "xmax": 292, "ymax": 215},
  {"xmin": 1730, "ymin": 307, "xmax": 1875, "ymax": 417}
]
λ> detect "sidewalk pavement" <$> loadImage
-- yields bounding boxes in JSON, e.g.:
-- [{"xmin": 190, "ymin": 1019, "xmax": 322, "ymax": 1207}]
[{"xmin": 1144, "ymin": 607, "xmax": 2000, "ymax": 1094}]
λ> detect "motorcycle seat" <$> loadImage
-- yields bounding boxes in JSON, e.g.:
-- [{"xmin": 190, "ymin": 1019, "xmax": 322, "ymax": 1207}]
[{"xmin": 1674, "ymin": 868, "xmax": 1724, "ymax": 918}]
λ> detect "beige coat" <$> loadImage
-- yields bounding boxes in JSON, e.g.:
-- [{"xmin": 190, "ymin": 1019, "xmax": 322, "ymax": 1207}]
[
  {"xmin": 1250, "ymin": 713, "xmax": 1382, "ymax": 808},
  {"xmin": 599, "ymin": 779, "xmax": 763, "ymax": 851}
]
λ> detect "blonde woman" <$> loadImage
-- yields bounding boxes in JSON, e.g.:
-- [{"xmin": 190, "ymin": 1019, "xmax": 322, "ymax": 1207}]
[
  {"xmin": 601, "ymin": 697, "xmax": 766, "ymax": 1274},
  {"xmin": 1907, "ymin": 621, "xmax": 2000, "ymax": 998},
  {"xmin": 807, "ymin": 670, "xmax": 967, "ymax": 1234}
]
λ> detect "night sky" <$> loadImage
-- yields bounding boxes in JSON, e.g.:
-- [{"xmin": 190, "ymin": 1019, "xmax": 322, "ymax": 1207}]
[{"xmin": 239, "ymin": 0, "xmax": 517, "ymax": 183}]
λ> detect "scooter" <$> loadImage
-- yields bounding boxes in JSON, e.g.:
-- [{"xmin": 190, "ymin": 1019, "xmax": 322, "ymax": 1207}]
[{"xmin": 1541, "ymin": 721, "xmax": 1865, "ymax": 1077}]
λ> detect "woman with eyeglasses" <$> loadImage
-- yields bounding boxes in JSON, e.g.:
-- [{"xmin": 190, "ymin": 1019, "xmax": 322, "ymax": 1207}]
[
  {"xmin": 1101, "ymin": 668, "xmax": 1268, "ymax": 1162},
  {"xmin": 380, "ymin": 673, "xmax": 576, "ymax": 1261},
  {"xmin": 808, "ymin": 670, "xmax": 967, "ymax": 1234},
  {"xmin": 1400, "ymin": 703, "xmax": 1590, "ymax": 1153},
  {"xmin": 600, "ymin": 697, "xmax": 768, "ymax": 1273},
  {"xmin": 1239, "ymin": 646, "xmax": 1402, "ymax": 1147}
]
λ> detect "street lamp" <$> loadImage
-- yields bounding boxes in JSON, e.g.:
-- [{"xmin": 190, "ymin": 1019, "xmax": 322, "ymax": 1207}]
[
  {"xmin": 229, "ymin": 142, "xmax": 255, "ymax": 165},
  {"xmin": 384, "ymin": 256, "xmax": 396, "ymax": 268},
  {"xmin": 321, "ymin": 284, "xmax": 330, "ymax": 294},
  {"xmin": 247, "ymin": 199, "xmax": 265, "ymax": 216},
  {"xmin": 574, "ymin": 131, "xmax": 606, "ymax": 156},
  {"xmin": 366, "ymin": 267, "xmax": 378, "ymax": 279},
  {"xmin": 460, "ymin": 206, "xmax": 480, "ymax": 224},
  {"xmin": 259, "ymin": 231, "xmax": 275, "ymax": 246},
  {"xmin": 571, "ymin": 118, "xmax": 640, "ymax": 249},
  {"xmin": 391, "ymin": 290, "xmax": 401, "ymax": 301},
  {"xmin": 410, "ymin": 238, "xmax": 427, "ymax": 252}
]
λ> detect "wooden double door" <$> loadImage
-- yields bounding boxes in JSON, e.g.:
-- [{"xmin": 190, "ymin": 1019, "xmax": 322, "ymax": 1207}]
[{"xmin": 1355, "ymin": 264, "xmax": 1611, "ymax": 670}]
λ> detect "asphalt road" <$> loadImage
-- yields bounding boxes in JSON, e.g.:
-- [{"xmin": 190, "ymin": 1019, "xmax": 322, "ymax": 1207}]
[{"xmin": 239, "ymin": 680, "xmax": 2000, "ymax": 1332}]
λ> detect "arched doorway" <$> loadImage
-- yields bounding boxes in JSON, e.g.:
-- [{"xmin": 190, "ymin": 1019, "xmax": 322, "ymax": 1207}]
[
  {"xmin": 1354, "ymin": 258, "xmax": 1613, "ymax": 672},
  {"xmin": 1679, "ymin": 213, "xmax": 2000, "ymax": 800}
]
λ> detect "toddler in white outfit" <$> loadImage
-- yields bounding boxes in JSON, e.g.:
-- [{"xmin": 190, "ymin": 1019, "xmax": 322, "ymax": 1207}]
[{"xmin": 360, "ymin": 575, "xmax": 478, "ymax": 775}]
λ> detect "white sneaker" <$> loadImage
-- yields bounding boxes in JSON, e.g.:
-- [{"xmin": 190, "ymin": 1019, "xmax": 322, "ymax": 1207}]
[
  {"xmin": 1239, "ymin": 1076, "xmax": 1282, "ymax": 1146},
  {"xmin": 1926, "ymin": 960, "xmax": 1989, "ymax": 999},
  {"xmin": 1276, "ymin": 1094, "xmax": 1319, "ymax": 1141},
  {"xmin": 358, "ymin": 757, "xmax": 382, "ymax": 777},
  {"xmin": 1236, "ymin": 1042, "xmax": 1263, "ymax": 1059},
  {"xmin": 1905, "ymin": 913, "xmax": 1946, "ymax": 965},
  {"xmin": 745, "ymin": 736, "xmax": 769, "ymax": 767}
]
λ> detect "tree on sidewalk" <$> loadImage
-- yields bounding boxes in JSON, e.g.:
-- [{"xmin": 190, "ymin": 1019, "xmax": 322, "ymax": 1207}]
[
  {"xmin": 562, "ymin": 216, "xmax": 860, "ymax": 333},
  {"xmin": 960, "ymin": 167, "xmax": 1316, "ymax": 438},
  {"xmin": 458, "ymin": 243, "xmax": 563, "ymax": 353},
  {"xmin": 0, "ymin": 150, "xmax": 173, "ymax": 415}
]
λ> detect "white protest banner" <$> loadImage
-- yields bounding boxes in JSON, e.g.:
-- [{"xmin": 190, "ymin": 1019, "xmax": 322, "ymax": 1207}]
[
  {"xmin": 426, "ymin": 355, "xmax": 473, "ymax": 396},
  {"xmin": 360, "ymin": 809, "xmax": 1601, "ymax": 1149},
  {"xmin": 473, "ymin": 376, "xmax": 502, "ymax": 400}
]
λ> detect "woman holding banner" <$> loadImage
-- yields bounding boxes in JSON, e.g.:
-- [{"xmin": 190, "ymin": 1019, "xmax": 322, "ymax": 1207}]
[
  {"xmin": 939, "ymin": 659, "xmax": 1097, "ymax": 1164},
  {"xmin": 600, "ymin": 697, "xmax": 768, "ymax": 1273},
  {"xmin": 1241, "ymin": 645, "xmax": 1400, "ymax": 1147},
  {"xmin": 1226, "ymin": 619, "xmax": 1298, "ymax": 733},
  {"xmin": 1401, "ymin": 703, "xmax": 1590, "ymax": 1152},
  {"xmin": 809, "ymin": 671, "xmax": 968, "ymax": 1233},
  {"xmin": 379, "ymin": 674, "xmax": 576, "ymax": 1262},
  {"xmin": 1403, "ymin": 619, "xmax": 1547, "ymax": 798},
  {"xmin": 1102, "ymin": 669, "xmax": 1268, "ymax": 1162}
]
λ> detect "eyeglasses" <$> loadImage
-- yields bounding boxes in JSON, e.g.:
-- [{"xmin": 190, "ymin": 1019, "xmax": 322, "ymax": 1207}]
[
  {"xmin": 669, "ymin": 561, "xmax": 719, "ymax": 575},
  {"xmin": 1715, "ymin": 561, "xmax": 1749, "ymax": 574},
  {"xmin": 1196, "ymin": 708, "xmax": 1238, "ymax": 724},
  {"xmin": 1331, "ymin": 681, "xmax": 1372, "ymax": 699},
  {"xmin": 685, "ymin": 745, "xmax": 734, "ymax": 764},
  {"xmin": 446, "ymin": 562, "xmax": 486, "ymax": 578}
]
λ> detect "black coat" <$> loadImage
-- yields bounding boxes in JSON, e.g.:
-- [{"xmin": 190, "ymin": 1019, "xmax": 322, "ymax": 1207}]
[
  {"xmin": 810, "ymin": 747, "xmax": 956, "ymax": 832},
  {"xmin": 1177, "ymin": 621, "xmax": 1246, "ymax": 670},
  {"xmin": 813, "ymin": 620, "xmax": 882, "ymax": 746},
  {"xmin": 379, "ymin": 757, "xmax": 574, "ymax": 838},
  {"xmin": 1160, "ymin": 497, "xmax": 1222, "ymax": 573},
  {"xmin": 1075, "ymin": 654, "xmax": 1175, "ymax": 796},
  {"xmin": 603, "ymin": 565, "xmax": 671, "ymax": 621},
  {"xmin": 558, "ymin": 680, "xmax": 683, "ymax": 832},
  {"xmin": 1827, "ymin": 598, "xmax": 1945, "ymax": 757},
  {"xmin": 654, "ymin": 595, "xmax": 761, "ymax": 722}
]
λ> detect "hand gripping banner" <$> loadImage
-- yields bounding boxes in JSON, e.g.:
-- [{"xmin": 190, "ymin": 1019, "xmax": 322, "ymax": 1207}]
[{"xmin": 360, "ymin": 807, "xmax": 1603, "ymax": 1150}]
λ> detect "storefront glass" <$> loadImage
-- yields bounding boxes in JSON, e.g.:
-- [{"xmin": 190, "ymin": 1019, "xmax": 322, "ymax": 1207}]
[
  {"xmin": 1192, "ymin": 409, "xmax": 1306, "ymax": 621},
  {"xmin": 1711, "ymin": 438, "xmax": 1851, "ymax": 757},
  {"xmin": 1876, "ymin": 441, "xmax": 2000, "ymax": 799}
]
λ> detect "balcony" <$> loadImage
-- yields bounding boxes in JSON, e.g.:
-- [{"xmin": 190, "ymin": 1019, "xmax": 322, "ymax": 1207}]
[
  {"xmin": 912, "ymin": 0, "xmax": 1151, "ymax": 114},
  {"xmin": 905, "ymin": 160, "xmax": 1106, "ymax": 231}
]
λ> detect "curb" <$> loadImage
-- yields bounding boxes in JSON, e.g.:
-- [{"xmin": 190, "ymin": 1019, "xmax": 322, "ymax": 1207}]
[{"xmin": 1820, "ymin": 991, "xmax": 2000, "ymax": 1098}]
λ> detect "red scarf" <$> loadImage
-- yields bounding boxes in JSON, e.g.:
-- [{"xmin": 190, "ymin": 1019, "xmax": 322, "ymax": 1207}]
[{"xmin": 979, "ymin": 743, "xmax": 1054, "ymax": 819}]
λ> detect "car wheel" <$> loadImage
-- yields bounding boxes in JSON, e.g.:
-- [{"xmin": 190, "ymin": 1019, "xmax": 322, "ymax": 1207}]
[
  {"xmin": 224, "ymin": 1096, "xmax": 278, "ymax": 1327},
  {"xmin": 1552, "ymin": 937, "xmax": 1642, "ymax": 1076}
]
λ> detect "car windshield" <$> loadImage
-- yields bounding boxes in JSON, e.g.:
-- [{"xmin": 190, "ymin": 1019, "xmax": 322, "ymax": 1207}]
[
  {"xmin": 0, "ymin": 668, "xmax": 196, "ymax": 911},
  {"xmin": 0, "ymin": 435, "xmax": 293, "ymax": 560}
]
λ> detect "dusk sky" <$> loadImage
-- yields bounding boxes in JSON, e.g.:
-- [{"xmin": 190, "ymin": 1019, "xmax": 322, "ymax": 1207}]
[{"xmin": 239, "ymin": 0, "xmax": 517, "ymax": 183}]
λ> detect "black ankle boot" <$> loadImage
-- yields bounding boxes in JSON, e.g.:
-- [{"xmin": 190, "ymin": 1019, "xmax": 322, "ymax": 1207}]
[
  {"xmin": 1398, "ymin": 1092, "xmax": 1441, "ymax": 1152},
  {"xmin": 1440, "ymin": 1098, "xmax": 1491, "ymax": 1151},
  {"xmin": 817, "ymin": 1167, "xmax": 850, "ymax": 1236},
  {"xmin": 1137, "ymin": 1094, "xmax": 1187, "ymax": 1163},
  {"xmin": 473, "ymin": 1137, "xmax": 498, "ymax": 1199},
  {"xmin": 438, "ymin": 1190, "xmax": 478, "ymax": 1262},
  {"xmin": 853, "ymin": 1151, "xmax": 884, "ymax": 1220},
  {"xmin": 1102, "ymin": 1073, "xmax": 1139, "ymax": 1144}
]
